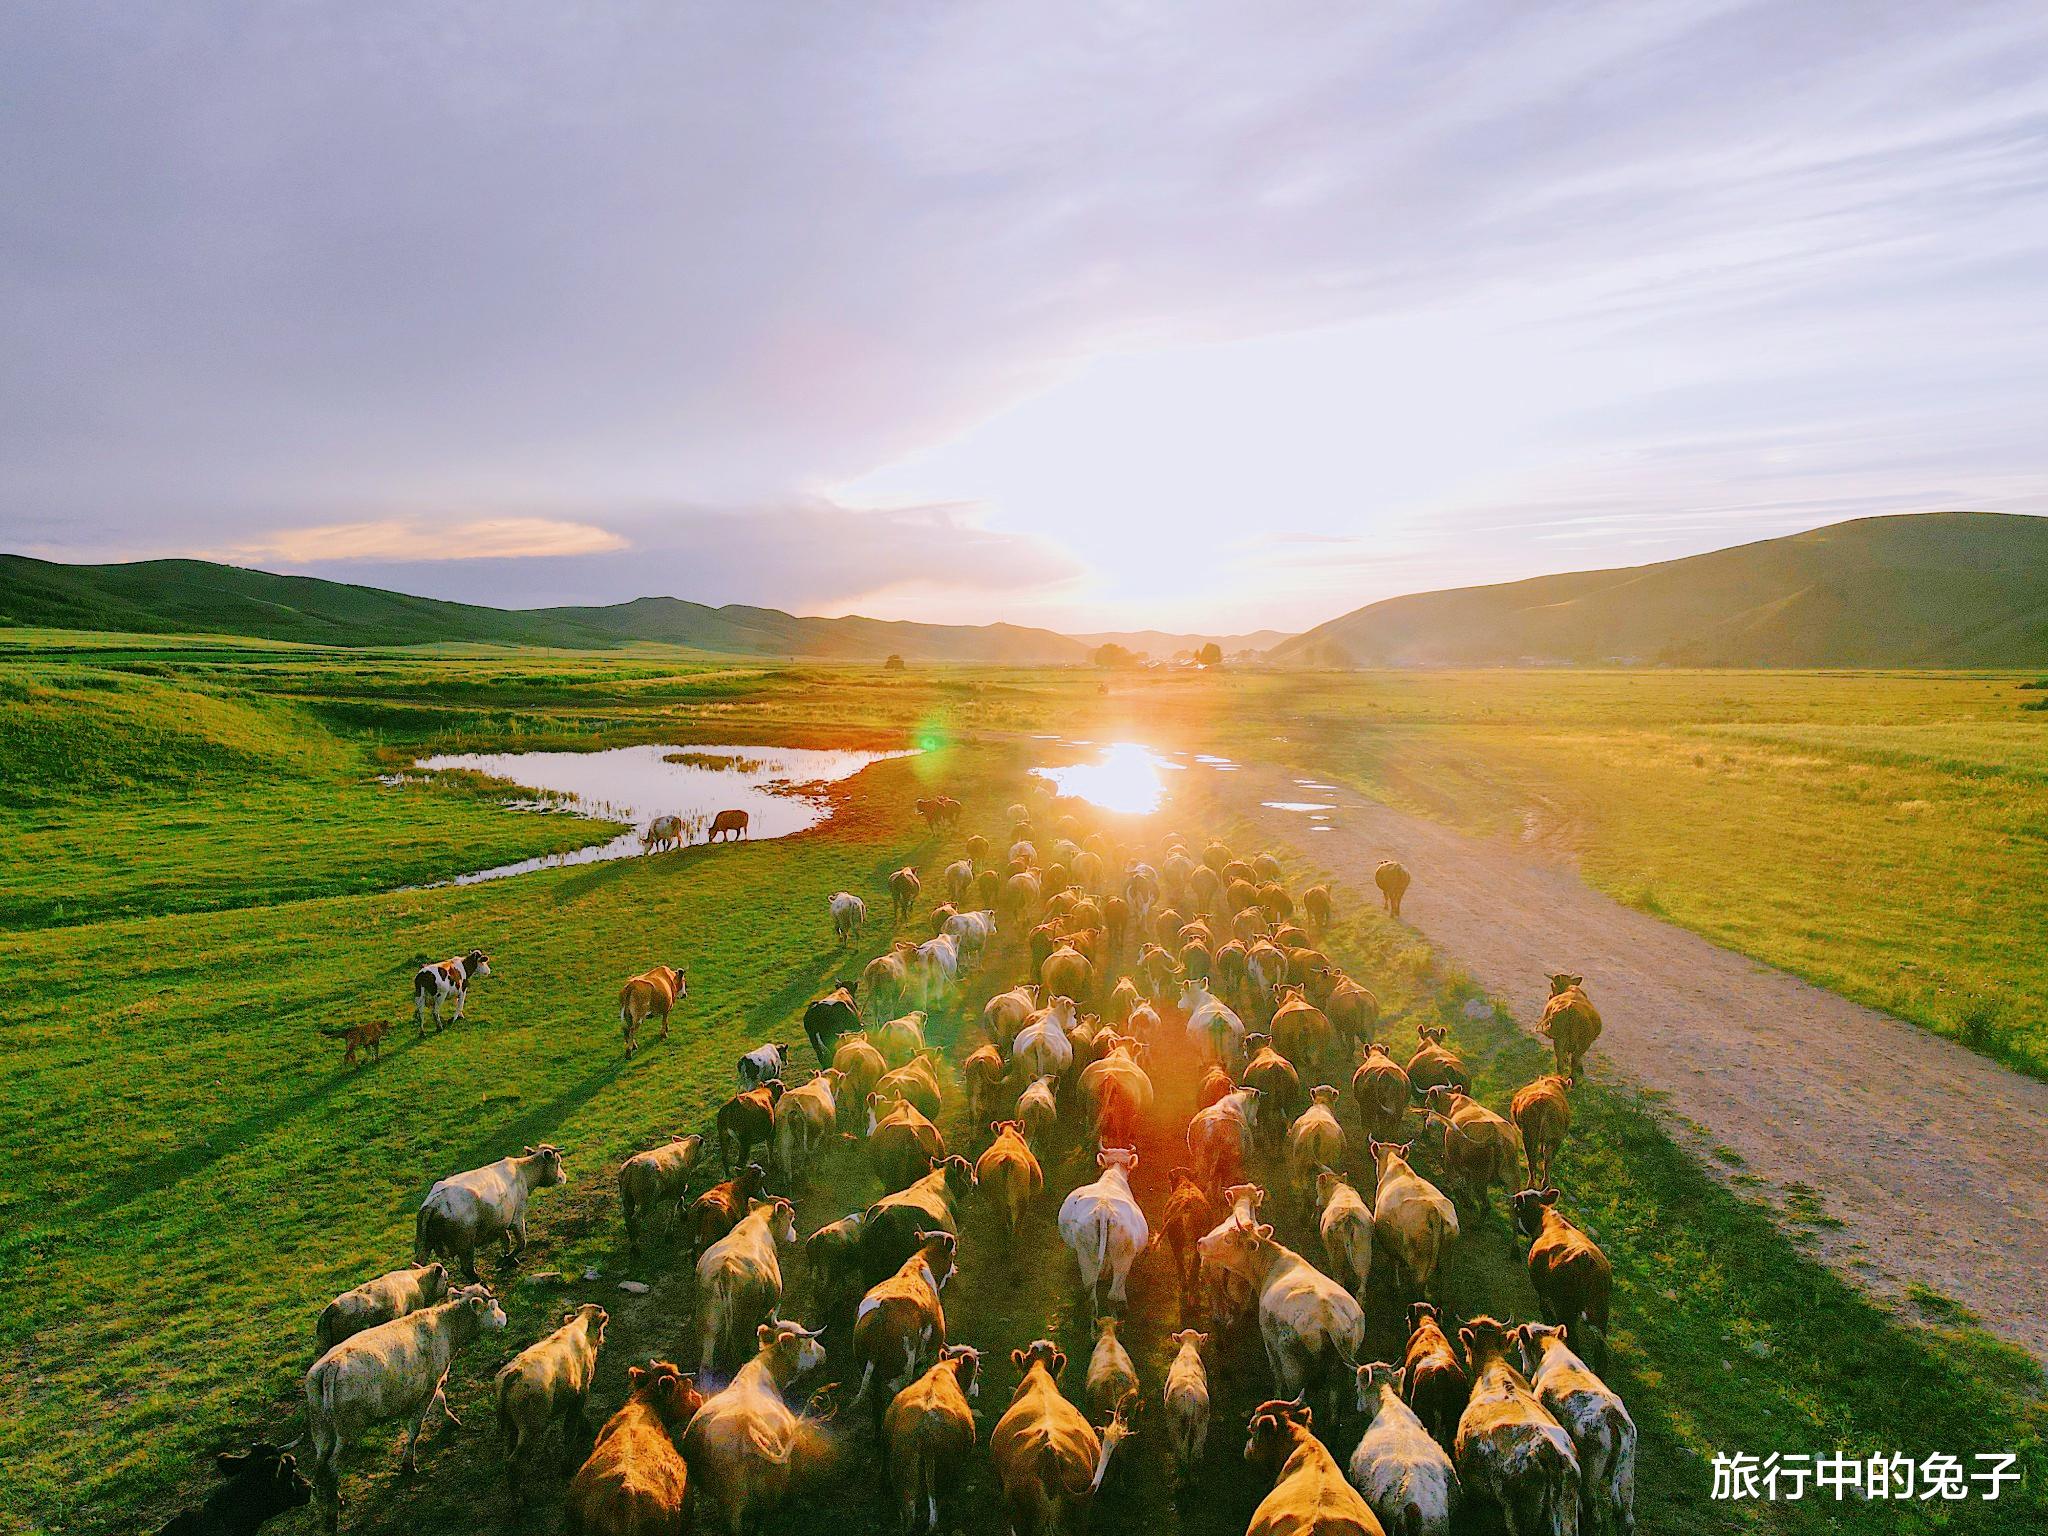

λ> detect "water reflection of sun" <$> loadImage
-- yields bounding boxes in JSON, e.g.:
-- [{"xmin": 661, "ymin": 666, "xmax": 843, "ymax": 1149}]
[{"xmin": 1030, "ymin": 742, "xmax": 1182, "ymax": 816}]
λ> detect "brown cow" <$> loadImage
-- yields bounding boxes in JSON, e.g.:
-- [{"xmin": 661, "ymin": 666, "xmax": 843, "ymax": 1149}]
[
  {"xmin": 1196, "ymin": 1064, "xmax": 1235, "ymax": 1111},
  {"xmin": 833, "ymin": 1033, "xmax": 887, "ymax": 1117},
  {"xmin": 1538, "ymin": 976, "xmax": 1603, "ymax": 1085},
  {"xmin": 1513, "ymin": 1189, "xmax": 1613, "ymax": 1371},
  {"xmin": 1510, "ymin": 1076, "xmax": 1573, "ymax": 1188},
  {"xmin": 1352, "ymin": 1044, "xmax": 1410, "ymax": 1143},
  {"xmin": 683, "ymin": 1164, "xmax": 768, "ymax": 1261},
  {"xmin": 890, "ymin": 866, "xmax": 922, "ymax": 919},
  {"xmin": 852, "ymin": 1231, "xmax": 957, "ymax": 1427},
  {"xmin": 976, "ymin": 1121, "xmax": 1044, "ymax": 1237},
  {"xmin": 1317, "ymin": 970, "xmax": 1380, "ymax": 1045},
  {"xmin": 1242, "ymin": 1035, "xmax": 1303, "ymax": 1150},
  {"xmin": 714, "ymin": 1082, "xmax": 784, "ymax": 1174},
  {"xmin": 497, "ymin": 1303, "xmax": 608, "ymax": 1495},
  {"xmin": 962, "ymin": 1044, "xmax": 1007, "ymax": 1131},
  {"xmin": 1303, "ymin": 883, "xmax": 1333, "ymax": 934},
  {"xmin": 1405, "ymin": 1026, "xmax": 1470, "ymax": 1097},
  {"xmin": 1421, "ymin": 1087, "xmax": 1521, "ymax": 1212},
  {"xmin": 618, "ymin": 965, "xmax": 688, "ymax": 1056},
  {"xmin": 1401, "ymin": 1302, "xmax": 1469, "ymax": 1449},
  {"xmin": 618, "ymin": 1135, "xmax": 704, "ymax": 1258},
  {"xmin": 1161, "ymin": 1167, "xmax": 1221, "ymax": 1316},
  {"xmin": 884, "ymin": 1346, "xmax": 982, "ymax": 1536},
  {"xmin": 695, "ymin": 1198, "xmax": 798, "ymax": 1376},
  {"xmin": 990, "ymin": 1340, "xmax": 1136, "ymax": 1536},
  {"xmin": 1272, "ymin": 986, "xmax": 1336, "ymax": 1075},
  {"xmin": 1242, "ymin": 1397, "xmax": 1385, "ymax": 1536},
  {"xmin": 1374, "ymin": 860, "xmax": 1411, "ymax": 919},
  {"xmin": 869, "ymin": 1096, "xmax": 947, "ymax": 1190},
  {"xmin": 707, "ymin": 808, "xmax": 750, "ymax": 842},
  {"xmin": 682, "ymin": 1321, "xmax": 829, "ymax": 1536},
  {"xmin": 805, "ymin": 1211, "xmax": 869, "ymax": 1321},
  {"xmin": 564, "ymin": 1360, "xmax": 702, "ymax": 1536},
  {"xmin": 862, "ymin": 1156, "xmax": 976, "ymax": 1283},
  {"xmin": 1455, "ymin": 1317, "xmax": 1580, "ymax": 1536},
  {"xmin": 873, "ymin": 1054, "xmax": 944, "ymax": 1121}
]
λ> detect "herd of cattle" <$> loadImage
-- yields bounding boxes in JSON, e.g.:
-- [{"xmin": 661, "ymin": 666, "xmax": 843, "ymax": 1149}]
[{"xmin": 170, "ymin": 781, "xmax": 1631, "ymax": 1536}]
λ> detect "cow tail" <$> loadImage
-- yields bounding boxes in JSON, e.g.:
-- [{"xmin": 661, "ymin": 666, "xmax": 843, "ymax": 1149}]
[
  {"xmin": 914, "ymin": 1421, "xmax": 940, "ymax": 1532},
  {"xmin": 413, "ymin": 1204, "xmax": 434, "ymax": 1265}
]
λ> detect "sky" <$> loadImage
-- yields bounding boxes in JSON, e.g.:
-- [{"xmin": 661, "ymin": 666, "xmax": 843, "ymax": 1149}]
[{"xmin": 4, "ymin": 2, "xmax": 2046, "ymax": 634}]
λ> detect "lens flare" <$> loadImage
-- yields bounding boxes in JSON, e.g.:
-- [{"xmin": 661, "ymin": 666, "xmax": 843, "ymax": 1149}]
[{"xmin": 1030, "ymin": 741, "xmax": 1181, "ymax": 816}]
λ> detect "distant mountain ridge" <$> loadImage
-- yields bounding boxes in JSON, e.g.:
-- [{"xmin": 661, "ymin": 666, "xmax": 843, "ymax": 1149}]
[
  {"xmin": 0, "ymin": 554, "xmax": 1258, "ymax": 662},
  {"xmin": 1270, "ymin": 512, "xmax": 2048, "ymax": 669}
]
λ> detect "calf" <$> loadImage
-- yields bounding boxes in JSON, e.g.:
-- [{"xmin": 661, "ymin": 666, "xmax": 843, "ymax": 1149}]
[
  {"xmin": 715, "ymin": 1082, "xmax": 784, "ymax": 1174},
  {"xmin": 682, "ymin": 1321, "xmax": 830, "ymax": 1536},
  {"xmin": 1538, "ymin": 976, "xmax": 1603, "ymax": 1086},
  {"xmin": 990, "ymin": 1340, "xmax": 1135, "ymax": 1536},
  {"xmin": 1513, "ymin": 1189, "xmax": 1613, "ymax": 1370},
  {"xmin": 1242, "ymin": 1398, "xmax": 1381, "ymax": 1536},
  {"xmin": 413, "ymin": 949, "xmax": 490, "ymax": 1034},
  {"xmin": 976, "ymin": 1120, "xmax": 1044, "ymax": 1237},
  {"xmin": 414, "ymin": 1145, "xmax": 568, "ymax": 1282},
  {"xmin": 496, "ymin": 1303, "xmax": 608, "ymax": 1494},
  {"xmin": 305, "ymin": 1285, "xmax": 508, "ymax": 1531},
  {"xmin": 738, "ymin": 1041, "xmax": 791, "ymax": 1091},
  {"xmin": 852, "ymin": 1231, "xmax": 957, "ymax": 1425},
  {"xmin": 1455, "ymin": 1317, "xmax": 1580, "ymax": 1536},
  {"xmin": 1086, "ymin": 1316, "xmax": 1140, "ymax": 1423},
  {"xmin": 1161, "ymin": 1168, "xmax": 1221, "ymax": 1316},
  {"xmin": 1400, "ymin": 1303, "xmax": 1468, "ymax": 1449},
  {"xmin": 618, "ymin": 1135, "xmax": 704, "ymax": 1258},
  {"xmin": 618, "ymin": 964, "xmax": 687, "ymax": 1055},
  {"xmin": 565, "ymin": 1360, "xmax": 702, "ymax": 1536},
  {"xmin": 1510, "ymin": 1076, "xmax": 1573, "ymax": 1188},
  {"xmin": 1350, "ymin": 1362, "xmax": 1459, "ymax": 1536},
  {"xmin": 884, "ymin": 1345, "xmax": 982, "ymax": 1536},
  {"xmin": 1163, "ymin": 1330, "xmax": 1211, "ymax": 1483},
  {"xmin": 315, "ymin": 1262, "xmax": 449, "ymax": 1355},
  {"xmin": 1517, "ymin": 1325, "xmax": 1635, "ymax": 1536},
  {"xmin": 157, "ymin": 1443, "xmax": 310, "ymax": 1536},
  {"xmin": 695, "ymin": 1198, "xmax": 798, "ymax": 1376}
]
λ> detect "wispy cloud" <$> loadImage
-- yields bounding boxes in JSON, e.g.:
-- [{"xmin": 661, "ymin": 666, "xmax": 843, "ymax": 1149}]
[{"xmin": 216, "ymin": 516, "xmax": 627, "ymax": 565}]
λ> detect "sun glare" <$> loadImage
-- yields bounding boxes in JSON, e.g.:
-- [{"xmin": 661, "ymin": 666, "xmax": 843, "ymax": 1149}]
[{"xmin": 1030, "ymin": 741, "xmax": 1181, "ymax": 816}]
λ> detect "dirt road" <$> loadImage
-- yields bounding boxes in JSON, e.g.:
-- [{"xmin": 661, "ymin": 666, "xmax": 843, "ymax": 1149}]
[{"xmin": 1207, "ymin": 764, "xmax": 2048, "ymax": 1368}]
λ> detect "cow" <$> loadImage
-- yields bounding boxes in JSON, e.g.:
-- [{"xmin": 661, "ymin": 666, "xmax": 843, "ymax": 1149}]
[
  {"xmin": 990, "ymin": 1340, "xmax": 1137, "ymax": 1536},
  {"xmin": 1242, "ymin": 1397, "xmax": 1385, "ymax": 1536},
  {"xmin": 976, "ymin": 1120, "xmax": 1044, "ymax": 1237},
  {"xmin": 1352, "ymin": 1044, "xmax": 1410, "ymax": 1144},
  {"xmin": 1013, "ymin": 1000, "xmax": 1077, "ymax": 1084},
  {"xmin": 961, "ymin": 1044, "xmax": 1007, "ymax": 1131},
  {"xmin": 1510, "ymin": 1076, "xmax": 1573, "ymax": 1188},
  {"xmin": 1512, "ymin": 1189, "xmax": 1613, "ymax": 1370},
  {"xmin": 1454, "ymin": 1316, "xmax": 1581, "ymax": 1536},
  {"xmin": 1368, "ymin": 1140, "xmax": 1457, "ymax": 1305},
  {"xmin": 832, "ymin": 1033, "xmax": 887, "ymax": 1117},
  {"xmin": 1374, "ymin": 860, "xmax": 1411, "ymax": 918},
  {"xmin": 1017, "ymin": 1074, "xmax": 1060, "ymax": 1147},
  {"xmin": 1401, "ymin": 1304, "xmax": 1469, "ymax": 1450},
  {"xmin": 682, "ymin": 1321, "xmax": 830, "ymax": 1536},
  {"xmin": 914, "ymin": 934, "xmax": 961, "ymax": 1008},
  {"xmin": 1285, "ymin": 1086, "xmax": 1346, "ymax": 1212},
  {"xmin": 890, "ymin": 866, "xmax": 922, "ymax": 919},
  {"xmin": 1004, "ymin": 869, "xmax": 1044, "ymax": 919},
  {"xmin": 738, "ymin": 1041, "xmax": 791, "ymax": 1091},
  {"xmin": 1196, "ymin": 1064, "xmax": 1235, "ymax": 1111},
  {"xmin": 644, "ymin": 814, "xmax": 686, "ymax": 855},
  {"xmin": 695, "ymin": 1197, "xmax": 798, "ymax": 1375},
  {"xmin": 1188, "ymin": 1086, "xmax": 1261, "ymax": 1193},
  {"xmin": 1179, "ymin": 980, "xmax": 1245, "ymax": 1069},
  {"xmin": 869, "ymin": 1096, "xmax": 947, "ymax": 1190},
  {"xmin": 683, "ymin": 1164, "xmax": 768, "ymax": 1262},
  {"xmin": 1421, "ymin": 1087, "xmax": 1521, "ymax": 1212},
  {"xmin": 874, "ymin": 1054, "xmax": 944, "ymax": 1120},
  {"xmin": 773, "ymin": 1070, "xmax": 842, "ymax": 1180},
  {"xmin": 315, "ymin": 1262, "xmax": 450, "ymax": 1356},
  {"xmin": 1057, "ymin": 1147, "xmax": 1150, "ymax": 1316},
  {"xmin": 1084, "ymin": 1315, "xmax": 1140, "ymax": 1426},
  {"xmin": 873, "ymin": 1010, "xmax": 929, "ymax": 1070},
  {"xmin": 614, "ymin": 1135, "xmax": 704, "ymax": 1259},
  {"xmin": 1208, "ymin": 1222, "xmax": 1365, "ymax": 1422},
  {"xmin": 830, "ymin": 890, "xmax": 868, "ymax": 941},
  {"xmin": 1350, "ymin": 1362, "xmax": 1459, "ymax": 1536},
  {"xmin": 1516, "ymin": 1325, "xmax": 1635, "ymax": 1536},
  {"xmin": 1078, "ymin": 1041, "xmax": 1154, "ymax": 1151},
  {"xmin": 1242, "ymin": 1035, "xmax": 1303, "ymax": 1150},
  {"xmin": 863, "ymin": 946, "xmax": 917, "ymax": 1024},
  {"xmin": 805, "ymin": 1211, "xmax": 869, "ymax": 1321},
  {"xmin": 414, "ymin": 1145, "xmax": 567, "ymax": 1281},
  {"xmin": 305, "ymin": 1284, "xmax": 508, "ymax": 1530},
  {"xmin": 618, "ymin": 964, "xmax": 688, "ymax": 1056},
  {"xmin": 852, "ymin": 1230, "xmax": 957, "ymax": 1426},
  {"xmin": 413, "ymin": 949, "xmax": 490, "ymax": 1035},
  {"xmin": 1163, "ymin": 1330, "xmax": 1211, "ymax": 1484},
  {"xmin": 1160, "ymin": 1168, "xmax": 1221, "ymax": 1315},
  {"xmin": 803, "ymin": 982, "xmax": 863, "ymax": 1067},
  {"xmin": 496, "ymin": 1303, "xmax": 608, "ymax": 1494},
  {"xmin": 862, "ymin": 1156, "xmax": 976, "ymax": 1284},
  {"xmin": 1538, "ymin": 976, "xmax": 1603, "ymax": 1086},
  {"xmin": 944, "ymin": 859, "xmax": 976, "ymax": 906},
  {"xmin": 157, "ymin": 1443, "xmax": 310, "ymax": 1536},
  {"xmin": 707, "ymin": 808, "xmax": 750, "ymax": 842},
  {"xmin": 1314, "ymin": 1170, "xmax": 1374, "ymax": 1299},
  {"xmin": 1303, "ymin": 883, "xmax": 1334, "ymax": 935},
  {"xmin": 1405, "ymin": 1026, "xmax": 1470, "ymax": 1098},
  {"xmin": 1318, "ymin": 971, "xmax": 1380, "ymax": 1046},
  {"xmin": 884, "ymin": 1345, "xmax": 981, "ymax": 1536},
  {"xmin": 565, "ymin": 1360, "xmax": 702, "ymax": 1536},
  {"xmin": 981, "ymin": 983, "xmax": 1041, "ymax": 1052},
  {"xmin": 714, "ymin": 1082, "xmax": 785, "ymax": 1174},
  {"xmin": 943, "ymin": 907, "xmax": 997, "ymax": 959}
]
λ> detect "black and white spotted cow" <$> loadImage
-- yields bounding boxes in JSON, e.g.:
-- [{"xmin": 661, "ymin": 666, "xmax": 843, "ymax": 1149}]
[{"xmin": 414, "ymin": 950, "xmax": 491, "ymax": 1034}]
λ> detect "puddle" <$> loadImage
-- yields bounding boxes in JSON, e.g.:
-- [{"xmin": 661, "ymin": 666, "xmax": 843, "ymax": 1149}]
[
  {"xmin": 406, "ymin": 742, "xmax": 913, "ymax": 885},
  {"xmin": 1262, "ymin": 801, "xmax": 1337, "ymax": 813},
  {"xmin": 1031, "ymin": 742, "xmax": 1183, "ymax": 816},
  {"xmin": 1294, "ymin": 779, "xmax": 1337, "ymax": 790}
]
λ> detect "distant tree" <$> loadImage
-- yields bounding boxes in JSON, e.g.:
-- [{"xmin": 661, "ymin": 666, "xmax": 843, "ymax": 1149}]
[
  {"xmin": 883, "ymin": 653, "xmax": 906, "ymax": 671},
  {"xmin": 1092, "ymin": 642, "xmax": 1140, "ymax": 669},
  {"xmin": 1195, "ymin": 642, "xmax": 1225, "ymax": 668}
]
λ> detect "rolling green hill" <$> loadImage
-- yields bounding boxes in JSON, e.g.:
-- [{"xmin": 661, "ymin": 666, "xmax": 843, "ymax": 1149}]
[
  {"xmin": 0, "ymin": 555, "xmax": 1098, "ymax": 662},
  {"xmin": 1269, "ymin": 511, "xmax": 2048, "ymax": 668}
]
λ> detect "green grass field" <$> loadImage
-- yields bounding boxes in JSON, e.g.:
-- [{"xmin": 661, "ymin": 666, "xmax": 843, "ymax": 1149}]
[{"xmin": 3, "ymin": 642, "xmax": 2044, "ymax": 1535}]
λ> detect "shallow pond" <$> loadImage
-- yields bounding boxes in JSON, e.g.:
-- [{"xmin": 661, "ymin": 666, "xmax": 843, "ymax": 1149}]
[{"xmin": 408, "ymin": 742, "xmax": 913, "ymax": 884}]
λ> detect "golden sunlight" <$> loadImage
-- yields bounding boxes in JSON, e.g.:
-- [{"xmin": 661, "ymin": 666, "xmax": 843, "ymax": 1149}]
[{"xmin": 1030, "ymin": 741, "xmax": 1182, "ymax": 816}]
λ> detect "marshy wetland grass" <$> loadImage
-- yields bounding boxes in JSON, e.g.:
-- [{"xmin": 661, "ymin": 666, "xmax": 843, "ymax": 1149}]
[{"xmin": 2, "ymin": 641, "xmax": 2044, "ymax": 1533}]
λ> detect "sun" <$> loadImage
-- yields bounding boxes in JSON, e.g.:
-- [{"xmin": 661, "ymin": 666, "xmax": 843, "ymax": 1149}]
[{"xmin": 1030, "ymin": 741, "xmax": 1181, "ymax": 816}]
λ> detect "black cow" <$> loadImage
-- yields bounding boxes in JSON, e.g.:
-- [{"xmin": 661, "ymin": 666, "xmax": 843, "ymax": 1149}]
[
  {"xmin": 802, "ymin": 982, "xmax": 862, "ymax": 1067},
  {"xmin": 159, "ymin": 1443, "xmax": 311, "ymax": 1536}
]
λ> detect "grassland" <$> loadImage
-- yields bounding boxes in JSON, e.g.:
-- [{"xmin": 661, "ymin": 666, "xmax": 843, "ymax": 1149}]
[{"xmin": 2, "ymin": 642, "xmax": 2043, "ymax": 1535}]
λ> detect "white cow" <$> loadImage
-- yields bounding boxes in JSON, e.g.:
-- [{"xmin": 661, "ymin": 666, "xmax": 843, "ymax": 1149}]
[
  {"xmin": 1013, "ymin": 1000, "xmax": 1077, "ymax": 1083},
  {"xmin": 913, "ymin": 934, "xmax": 960, "ymax": 1008},
  {"xmin": 1178, "ymin": 980, "xmax": 1244, "ymax": 1068},
  {"xmin": 830, "ymin": 891, "xmax": 867, "ymax": 941},
  {"xmin": 644, "ymin": 814, "xmax": 685, "ymax": 854},
  {"xmin": 1518, "ymin": 1324, "xmax": 1635, "ymax": 1536},
  {"xmin": 1206, "ymin": 1220, "xmax": 1364, "ymax": 1421},
  {"xmin": 1350, "ymin": 1362, "xmax": 1460, "ymax": 1536},
  {"xmin": 414, "ymin": 1145, "xmax": 567, "ymax": 1282},
  {"xmin": 942, "ymin": 908, "xmax": 997, "ymax": 959},
  {"xmin": 944, "ymin": 859, "xmax": 976, "ymax": 905},
  {"xmin": 1058, "ymin": 1148, "xmax": 1150, "ymax": 1316}
]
